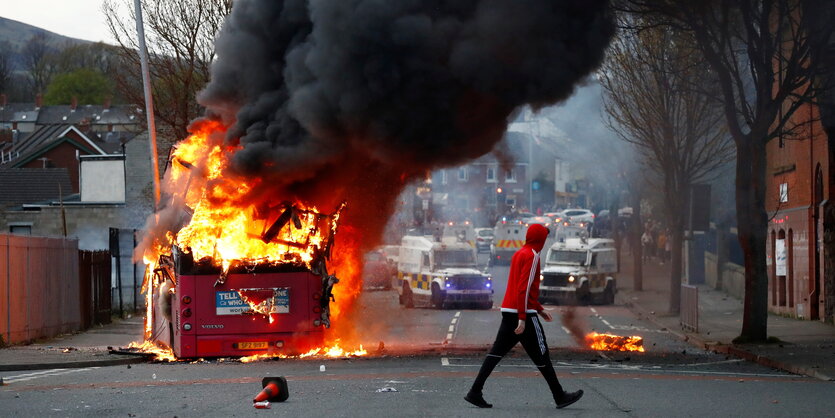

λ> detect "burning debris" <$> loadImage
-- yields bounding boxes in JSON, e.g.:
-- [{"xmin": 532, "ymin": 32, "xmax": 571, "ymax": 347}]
[
  {"xmin": 561, "ymin": 307, "xmax": 646, "ymax": 352},
  {"xmin": 135, "ymin": 0, "xmax": 615, "ymax": 358},
  {"xmin": 585, "ymin": 333, "xmax": 645, "ymax": 353}
]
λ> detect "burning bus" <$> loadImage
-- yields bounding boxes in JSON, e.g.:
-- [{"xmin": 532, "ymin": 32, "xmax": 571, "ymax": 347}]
[{"xmin": 138, "ymin": 122, "xmax": 360, "ymax": 359}]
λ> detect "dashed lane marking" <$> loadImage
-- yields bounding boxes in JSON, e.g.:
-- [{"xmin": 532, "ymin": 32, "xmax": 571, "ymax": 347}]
[
  {"xmin": 441, "ymin": 357, "xmax": 450, "ymax": 366},
  {"xmin": 561, "ymin": 326, "xmax": 571, "ymax": 334},
  {"xmin": 590, "ymin": 307, "xmax": 597, "ymax": 314},
  {"xmin": 444, "ymin": 311, "xmax": 462, "ymax": 344}
]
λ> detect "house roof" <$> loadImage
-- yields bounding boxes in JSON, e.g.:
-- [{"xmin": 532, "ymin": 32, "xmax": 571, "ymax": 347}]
[
  {"xmin": 7, "ymin": 125, "xmax": 107, "ymax": 167},
  {"xmin": 0, "ymin": 167, "xmax": 73, "ymax": 208},
  {"xmin": 36, "ymin": 104, "xmax": 143, "ymax": 126}
]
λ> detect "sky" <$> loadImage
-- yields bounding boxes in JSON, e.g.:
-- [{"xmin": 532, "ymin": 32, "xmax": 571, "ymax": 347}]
[{"xmin": 1, "ymin": 0, "xmax": 116, "ymax": 43}]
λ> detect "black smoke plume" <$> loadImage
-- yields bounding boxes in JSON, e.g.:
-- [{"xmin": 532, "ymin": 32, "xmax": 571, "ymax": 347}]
[{"xmin": 193, "ymin": 0, "xmax": 614, "ymax": 248}]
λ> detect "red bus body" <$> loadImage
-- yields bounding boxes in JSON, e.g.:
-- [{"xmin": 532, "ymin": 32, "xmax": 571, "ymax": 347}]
[{"xmin": 170, "ymin": 272, "xmax": 324, "ymax": 358}]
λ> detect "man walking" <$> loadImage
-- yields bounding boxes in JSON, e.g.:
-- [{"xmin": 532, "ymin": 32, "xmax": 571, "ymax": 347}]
[{"xmin": 465, "ymin": 223, "xmax": 583, "ymax": 409}]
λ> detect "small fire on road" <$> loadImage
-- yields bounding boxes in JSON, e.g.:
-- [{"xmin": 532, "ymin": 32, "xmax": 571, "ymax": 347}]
[{"xmin": 584, "ymin": 332, "xmax": 645, "ymax": 352}]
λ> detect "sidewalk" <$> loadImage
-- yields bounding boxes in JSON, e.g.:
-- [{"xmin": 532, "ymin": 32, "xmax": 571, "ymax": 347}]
[
  {"xmin": 0, "ymin": 316, "xmax": 147, "ymax": 372},
  {"xmin": 617, "ymin": 251, "xmax": 835, "ymax": 381}
]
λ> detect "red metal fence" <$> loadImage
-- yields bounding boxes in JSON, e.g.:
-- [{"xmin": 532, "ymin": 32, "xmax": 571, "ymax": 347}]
[
  {"xmin": 680, "ymin": 284, "xmax": 699, "ymax": 333},
  {"xmin": 0, "ymin": 234, "xmax": 81, "ymax": 345}
]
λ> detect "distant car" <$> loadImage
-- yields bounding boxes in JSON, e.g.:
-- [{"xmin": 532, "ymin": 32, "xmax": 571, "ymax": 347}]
[
  {"xmin": 522, "ymin": 216, "xmax": 553, "ymax": 228},
  {"xmin": 474, "ymin": 228, "xmax": 495, "ymax": 253},
  {"xmin": 363, "ymin": 250, "xmax": 394, "ymax": 290},
  {"xmin": 562, "ymin": 209, "xmax": 595, "ymax": 224},
  {"xmin": 378, "ymin": 245, "xmax": 400, "ymax": 263},
  {"xmin": 544, "ymin": 212, "xmax": 564, "ymax": 223}
]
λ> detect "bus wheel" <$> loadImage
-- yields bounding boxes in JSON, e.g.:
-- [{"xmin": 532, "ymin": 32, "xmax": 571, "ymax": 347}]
[
  {"xmin": 400, "ymin": 283, "xmax": 414, "ymax": 308},
  {"xmin": 431, "ymin": 283, "xmax": 444, "ymax": 309}
]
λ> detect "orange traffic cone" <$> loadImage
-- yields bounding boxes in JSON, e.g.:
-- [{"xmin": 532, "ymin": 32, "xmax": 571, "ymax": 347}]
[{"xmin": 253, "ymin": 376, "xmax": 289, "ymax": 403}]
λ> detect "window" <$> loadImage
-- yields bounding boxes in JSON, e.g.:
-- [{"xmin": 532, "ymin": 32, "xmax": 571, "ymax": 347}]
[
  {"xmin": 486, "ymin": 166, "xmax": 496, "ymax": 183},
  {"xmin": 9, "ymin": 225, "xmax": 31, "ymax": 235},
  {"xmin": 779, "ymin": 183, "xmax": 788, "ymax": 203},
  {"xmin": 458, "ymin": 167, "xmax": 468, "ymax": 182},
  {"xmin": 505, "ymin": 168, "xmax": 516, "ymax": 183},
  {"xmin": 422, "ymin": 253, "xmax": 431, "ymax": 268}
]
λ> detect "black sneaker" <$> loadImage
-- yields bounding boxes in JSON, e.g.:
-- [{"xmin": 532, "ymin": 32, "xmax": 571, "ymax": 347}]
[
  {"xmin": 556, "ymin": 390, "xmax": 584, "ymax": 409},
  {"xmin": 464, "ymin": 391, "xmax": 493, "ymax": 408}
]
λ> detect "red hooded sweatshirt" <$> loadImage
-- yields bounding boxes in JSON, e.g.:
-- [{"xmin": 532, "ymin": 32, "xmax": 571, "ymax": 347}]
[{"xmin": 500, "ymin": 223, "xmax": 548, "ymax": 320}]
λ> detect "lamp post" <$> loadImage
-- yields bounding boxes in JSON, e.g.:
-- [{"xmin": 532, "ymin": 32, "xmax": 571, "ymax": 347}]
[{"xmin": 134, "ymin": 0, "xmax": 160, "ymax": 211}]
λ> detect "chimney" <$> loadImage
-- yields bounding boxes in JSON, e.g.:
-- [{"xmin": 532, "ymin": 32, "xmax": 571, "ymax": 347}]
[
  {"xmin": 71, "ymin": 96, "xmax": 78, "ymax": 111},
  {"xmin": 103, "ymin": 97, "xmax": 111, "ymax": 110},
  {"xmin": 35, "ymin": 93, "xmax": 42, "ymax": 109},
  {"xmin": 0, "ymin": 93, "xmax": 6, "ymax": 107}
]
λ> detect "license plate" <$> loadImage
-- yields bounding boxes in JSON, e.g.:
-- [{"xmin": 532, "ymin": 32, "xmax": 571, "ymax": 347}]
[{"xmin": 235, "ymin": 341, "xmax": 268, "ymax": 350}]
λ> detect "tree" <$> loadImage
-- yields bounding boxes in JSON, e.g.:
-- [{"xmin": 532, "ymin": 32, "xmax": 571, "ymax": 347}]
[
  {"xmin": 622, "ymin": 0, "xmax": 835, "ymax": 341},
  {"xmin": 103, "ymin": 0, "xmax": 233, "ymax": 151},
  {"xmin": 44, "ymin": 69, "xmax": 113, "ymax": 105},
  {"xmin": 21, "ymin": 32, "xmax": 56, "ymax": 96},
  {"xmin": 0, "ymin": 41, "xmax": 13, "ymax": 96},
  {"xmin": 601, "ymin": 20, "xmax": 733, "ymax": 314}
]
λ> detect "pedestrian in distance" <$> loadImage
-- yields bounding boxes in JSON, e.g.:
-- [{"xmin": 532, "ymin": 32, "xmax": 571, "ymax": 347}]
[
  {"xmin": 464, "ymin": 223, "xmax": 584, "ymax": 410},
  {"xmin": 641, "ymin": 229, "xmax": 653, "ymax": 263}
]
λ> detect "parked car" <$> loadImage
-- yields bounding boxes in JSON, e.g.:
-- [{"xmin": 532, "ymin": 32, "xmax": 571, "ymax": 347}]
[
  {"xmin": 561, "ymin": 209, "xmax": 595, "ymax": 224},
  {"xmin": 363, "ymin": 250, "xmax": 395, "ymax": 290},
  {"xmin": 378, "ymin": 245, "xmax": 400, "ymax": 263},
  {"xmin": 474, "ymin": 228, "xmax": 495, "ymax": 253}
]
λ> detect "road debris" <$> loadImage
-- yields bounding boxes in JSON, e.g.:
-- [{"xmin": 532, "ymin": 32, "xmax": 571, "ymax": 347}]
[
  {"xmin": 253, "ymin": 401, "xmax": 271, "ymax": 409},
  {"xmin": 376, "ymin": 387, "xmax": 398, "ymax": 393}
]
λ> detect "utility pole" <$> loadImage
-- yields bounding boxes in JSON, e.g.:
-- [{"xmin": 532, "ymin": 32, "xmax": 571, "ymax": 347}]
[{"xmin": 134, "ymin": 0, "xmax": 161, "ymax": 210}]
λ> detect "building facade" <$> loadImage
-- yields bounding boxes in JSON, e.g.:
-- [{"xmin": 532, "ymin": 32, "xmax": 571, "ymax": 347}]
[
  {"xmin": 430, "ymin": 131, "xmax": 531, "ymax": 227},
  {"xmin": 765, "ymin": 102, "xmax": 832, "ymax": 321}
]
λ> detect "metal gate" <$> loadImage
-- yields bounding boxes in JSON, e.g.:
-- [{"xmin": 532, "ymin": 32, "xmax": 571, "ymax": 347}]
[{"xmin": 79, "ymin": 250, "xmax": 112, "ymax": 327}]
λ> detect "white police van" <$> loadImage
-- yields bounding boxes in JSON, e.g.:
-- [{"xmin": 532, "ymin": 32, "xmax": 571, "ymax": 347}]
[
  {"xmin": 539, "ymin": 237, "xmax": 617, "ymax": 305},
  {"xmin": 397, "ymin": 235, "xmax": 493, "ymax": 309}
]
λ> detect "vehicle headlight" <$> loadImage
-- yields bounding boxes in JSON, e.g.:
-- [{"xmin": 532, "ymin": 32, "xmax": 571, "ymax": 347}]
[
  {"xmin": 568, "ymin": 275, "xmax": 575, "ymax": 283},
  {"xmin": 540, "ymin": 274, "xmax": 544, "ymax": 281}
]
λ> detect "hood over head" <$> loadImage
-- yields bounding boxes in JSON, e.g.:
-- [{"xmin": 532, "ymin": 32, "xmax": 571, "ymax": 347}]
[{"xmin": 525, "ymin": 224, "xmax": 550, "ymax": 252}]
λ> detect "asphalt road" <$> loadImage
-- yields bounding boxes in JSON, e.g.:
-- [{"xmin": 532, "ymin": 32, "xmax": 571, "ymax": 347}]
[{"xmin": 2, "ymin": 253, "xmax": 832, "ymax": 416}]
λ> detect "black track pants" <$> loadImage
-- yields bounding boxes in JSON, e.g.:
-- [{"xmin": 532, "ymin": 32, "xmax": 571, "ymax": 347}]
[{"xmin": 470, "ymin": 312, "xmax": 564, "ymax": 398}]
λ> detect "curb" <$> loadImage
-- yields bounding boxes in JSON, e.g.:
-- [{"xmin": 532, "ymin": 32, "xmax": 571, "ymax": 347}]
[
  {"xmin": 0, "ymin": 355, "xmax": 148, "ymax": 372},
  {"xmin": 618, "ymin": 293, "xmax": 834, "ymax": 382}
]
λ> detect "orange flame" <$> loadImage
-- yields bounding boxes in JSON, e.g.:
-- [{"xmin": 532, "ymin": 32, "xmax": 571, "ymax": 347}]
[
  {"xmin": 239, "ymin": 341, "xmax": 367, "ymax": 363},
  {"xmin": 127, "ymin": 340, "xmax": 177, "ymax": 362},
  {"xmin": 584, "ymin": 332, "xmax": 645, "ymax": 352}
]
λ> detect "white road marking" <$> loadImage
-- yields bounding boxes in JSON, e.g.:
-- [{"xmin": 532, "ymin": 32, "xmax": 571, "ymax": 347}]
[
  {"xmin": 441, "ymin": 357, "xmax": 450, "ymax": 366},
  {"xmin": 2, "ymin": 367, "xmax": 100, "ymax": 384},
  {"xmin": 590, "ymin": 307, "xmax": 597, "ymax": 314},
  {"xmin": 444, "ymin": 311, "xmax": 462, "ymax": 344},
  {"xmin": 561, "ymin": 326, "xmax": 571, "ymax": 334},
  {"xmin": 601, "ymin": 318, "xmax": 614, "ymax": 328}
]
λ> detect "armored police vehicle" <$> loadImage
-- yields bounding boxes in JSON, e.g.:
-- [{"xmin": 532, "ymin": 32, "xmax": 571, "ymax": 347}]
[
  {"xmin": 539, "ymin": 237, "xmax": 617, "ymax": 305},
  {"xmin": 397, "ymin": 235, "xmax": 493, "ymax": 309}
]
